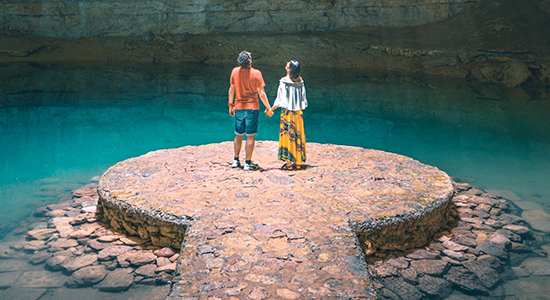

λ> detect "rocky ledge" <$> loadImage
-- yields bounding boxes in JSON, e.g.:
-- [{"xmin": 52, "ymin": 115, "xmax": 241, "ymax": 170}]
[{"xmin": 97, "ymin": 141, "xmax": 454, "ymax": 299}]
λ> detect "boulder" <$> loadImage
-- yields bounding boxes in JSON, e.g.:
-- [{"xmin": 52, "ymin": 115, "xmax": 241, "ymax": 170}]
[
  {"xmin": 63, "ymin": 254, "xmax": 98, "ymax": 273},
  {"xmin": 442, "ymin": 241, "xmax": 469, "ymax": 252},
  {"xmin": 68, "ymin": 223, "xmax": 102, "ymax": 239},
  {"xmin": 480, "ymin": 62, "xmax": 531, "ymax": 87},
  {"xmin": 98, "ymin": 235, "xmax": 120, "ymax": 242},
  {"xmin": 502, "ymin": 225, "xmax": 530, "ymax": 235},
  {"xmin": 118, "ymin": 250, "xmax": 157, "ymax": 267},
  {"xmin": 156, "ymin": 262, "xmax": 176, "ymax": 272},
  {"xmin": 46, "ymin": 255, "xmax": 70, "ymax": 270},
  {"xmin": 405, "ymin": 250, "xmax": 439, "ymax": 260},
  {"xmin": 156, "ymin": 257, "xmax": 171, "ymax": 267},
  {"xmin": 46, "ymin": 210, "xmax": 68, "ymax": 218},
  {"xmin": 444, "ymin": 266, "xmax": 488, "ymax": 293},
  {"xmin": 27, "ymin": 228, "xmax": 57, "ymax": 240},
  {"xmin": 66, "ymin": 265, "xmax": 107, "ymax": 287},
  {"xmin": 462, "ymin": 260, "xmax": 500, "ymax": 288},
  {"xmin": 86, "ymin": 239, "xmax": 111, "ymax": 251},
  {"xmin": 442, "ymin": 250, "xmax": 466, "ymax": 261},
  {"xmin": 30, "ymin": 251, "xmax": 53, "ymax": 264},
  {"xmin": 417, "ymin": 275, "xmax": 452, "ymax": 298},
  {"xmin": 98, "ymin": 268, "xmax": 134, "ymax": 291},
  {"xmin": 499, "ymin": 62, "xmax": 531, "ymax": 87},
  {"xmin": 98, "ymin": 245, "xmax": 133, "ymax": 261},
  {"xmin": 375, "ymin": 264, "xmax": 399, "ymax": 277},
  {"xmin": 48, "ymin": 238, "xmax": 79, "ymax": 250},
  {"xmin": 135, "ymin": 264, "xmax": 157, "ymax": 277},
  {"xmin": 154, "ymin": 247, "xmax": 176, "ymax": 257},
  {"xmin": 380, "ymin": 277, "xmax": 423, "ymax": 300},
  {"xmin": 410, "ymin": 260, "xmax": 449, "ymax": 276},
  {"xmin": 452, "ymin": 236, "xmax": 477, "ymax": 248},
  {"xmin": 24, "ymin": 240, "xmax": 49, "ymax": 251},
  {"xmin": 476, "ymin": 242, "xmax": 508, "ymax": 259}
]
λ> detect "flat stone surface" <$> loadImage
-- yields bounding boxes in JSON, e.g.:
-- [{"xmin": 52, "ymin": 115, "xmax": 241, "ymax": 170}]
[
  {"xmin": 503, "ymin": 276, "xmax": 550, "ymax": 299},
  {"xmin": 513, "ymin": 257, "xmax": 550, "ymax": 276},
  {"xmin": 14, "ymin": 271, "xmax": 66, "ymax": 288},
  {"xmin": 0, "ymin": 272, "xmax": 22, "ymax": 288},
  {"xmin": 98, "ymin": 141, "xmax": 454, "ymax": 299},
  {"xmin": 485, "ymin": 190, "xmax": 522, "ymax": 202},
  {"xmin": 521, "ymin": 210, "xmax": 550, "ymax": 233},
  {"xmin": 0, "ymin": 287, "xmax": 48, "ymax": 300},
  {"xmin": 0, "ymin": 259, "xmax": 40, "ymax": 272}
]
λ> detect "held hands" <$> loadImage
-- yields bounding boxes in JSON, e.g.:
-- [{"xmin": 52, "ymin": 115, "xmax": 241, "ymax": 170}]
[{"xmin": 264, "ymin": 107, "xmax": 274, "ymax": 118}]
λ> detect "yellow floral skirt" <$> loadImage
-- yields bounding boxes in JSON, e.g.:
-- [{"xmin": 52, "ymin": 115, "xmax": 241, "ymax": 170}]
[{"xmin": 278, "ymin": 109, "xmax": 306, "ymax": 165}]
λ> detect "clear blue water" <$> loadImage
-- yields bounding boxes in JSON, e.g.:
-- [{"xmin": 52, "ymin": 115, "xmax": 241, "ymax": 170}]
[{"xmin": 1, "ymin": 64, "xmax": 550, "ymax": 236}]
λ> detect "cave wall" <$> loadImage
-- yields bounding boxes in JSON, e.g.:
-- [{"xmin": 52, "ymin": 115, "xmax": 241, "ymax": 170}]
[{"xmin": 0, "ymin": 0, "xmax": 478, "ymax": 38}]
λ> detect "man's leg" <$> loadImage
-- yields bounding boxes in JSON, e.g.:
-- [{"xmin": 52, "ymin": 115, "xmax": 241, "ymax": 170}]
[
  {"xmin": 245, "ymin": 135, "xmax": 255, "ymax": 161},
  {"xmin": 234, "ymin": 134, "xmax": 243, "ymax": 158}
]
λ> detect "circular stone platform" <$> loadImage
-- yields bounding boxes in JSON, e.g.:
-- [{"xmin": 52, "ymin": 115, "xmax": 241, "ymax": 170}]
[{"xmin": 97, "ymin": 141, "xmax": 454, "ymax": 299}]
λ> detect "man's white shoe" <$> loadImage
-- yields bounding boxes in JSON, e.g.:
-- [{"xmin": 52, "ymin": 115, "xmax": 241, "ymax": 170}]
[
  {"xmin": 231, "ymin": 159, "xmax": 241, "ymax": 168},
  {"xmin": 244, "ymin": 161, "xmax": 260, "ymax": 171}
]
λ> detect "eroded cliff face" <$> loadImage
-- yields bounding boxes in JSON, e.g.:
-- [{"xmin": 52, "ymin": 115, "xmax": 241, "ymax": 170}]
[{"xmin": 0, "ymin": 0, "xmax": 477, "ymax": 38}]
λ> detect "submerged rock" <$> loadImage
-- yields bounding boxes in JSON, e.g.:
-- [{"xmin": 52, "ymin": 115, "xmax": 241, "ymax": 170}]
[
  {"xmin": 62, "ymin": 254, "xmax": 98, "ymax": 273},
  {"xmin": 444, "ymin": 266, "xmax": 488, "ymax": 293},
  {"xmin": 462, "ymin": 260, "xmax": 500, "ymax": 288},
  {"xmin": 98, "ymin": 268, "xmax": 134, "ymax": 291},
  {"xmin": 65, "ymin": 265, "xmax": 107, "ymax": 287}
]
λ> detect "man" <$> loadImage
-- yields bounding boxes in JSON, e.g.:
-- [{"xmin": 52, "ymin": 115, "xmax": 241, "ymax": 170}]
[{"xmin": 228, "ymin": 51, "xmax": 272, "ymax": 171}]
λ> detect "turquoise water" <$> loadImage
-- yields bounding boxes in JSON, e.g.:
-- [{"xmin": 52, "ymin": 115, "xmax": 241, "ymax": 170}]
[{"xmin": 1, "ymin": 64, "xmax": 550, "ymax": 236}]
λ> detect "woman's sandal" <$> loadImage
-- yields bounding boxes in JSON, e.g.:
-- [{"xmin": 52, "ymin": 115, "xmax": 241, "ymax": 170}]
[{"xmin": 281, "ymin": 164, "xmax": 294, "ymax": 170}]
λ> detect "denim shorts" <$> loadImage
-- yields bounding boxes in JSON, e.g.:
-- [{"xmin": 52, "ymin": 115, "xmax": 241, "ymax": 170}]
[{"xmin": 234, "ymin": 109, "xmax": 259, "ymax": 136}]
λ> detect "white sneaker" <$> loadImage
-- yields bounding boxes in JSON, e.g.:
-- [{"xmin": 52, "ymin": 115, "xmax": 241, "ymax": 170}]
[
  {"xmin": 244, "ymin": 161, "xmax": 260, "ymax": 171},
  {"xmin": 231, "ymin": 159, "xmax": 241, "ymax": 168}
]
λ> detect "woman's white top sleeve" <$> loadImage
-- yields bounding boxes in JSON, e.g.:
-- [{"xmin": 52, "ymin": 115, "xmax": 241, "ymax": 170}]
[{"xmin": 273, "ymin": 80, "xmax": 308, "ymax": 111}]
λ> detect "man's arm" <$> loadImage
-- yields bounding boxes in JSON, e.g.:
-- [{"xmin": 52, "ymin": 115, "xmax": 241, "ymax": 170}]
[
  {"xmin": 258, "ymin": 86, "xmax": 272, "ymax": 117},
  {"xmin": 228, "ymin": 84, "xmax": 236, "ymax": 117}
]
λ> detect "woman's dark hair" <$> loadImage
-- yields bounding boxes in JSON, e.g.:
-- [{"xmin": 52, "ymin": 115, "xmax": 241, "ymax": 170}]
[
  {"xmin": 238, "ymin": 51, "xmax": 251, "ymax": 67},
  {"xmin": 288, "ymin": 60, "xmax": 301, "ymax": 80}
]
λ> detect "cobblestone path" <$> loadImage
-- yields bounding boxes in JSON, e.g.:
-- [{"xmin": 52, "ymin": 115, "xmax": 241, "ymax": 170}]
[{"xmin": 97, "ymin": 141, "xmax": 454, "ymax": 299}]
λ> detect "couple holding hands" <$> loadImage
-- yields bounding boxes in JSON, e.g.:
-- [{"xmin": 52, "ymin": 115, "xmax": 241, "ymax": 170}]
[{"xmin": 228, "ymin": 51, "xmax": 307, "ymax": 171}]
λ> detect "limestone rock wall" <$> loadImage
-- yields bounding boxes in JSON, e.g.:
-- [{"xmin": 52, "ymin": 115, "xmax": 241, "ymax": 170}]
[
  {"xmin": 0, "ymin": 0, "xmax": 478, "ymax": 38},
  {"xmin": 540, "ymin": 0, "xmax": 550, "ymax": 17}
]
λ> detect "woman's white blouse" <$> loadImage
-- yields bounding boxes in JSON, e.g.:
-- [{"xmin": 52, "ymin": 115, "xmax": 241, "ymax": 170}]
[{"xmin": 273, "ymin": 80, "xmax": 308, "ymax": 111}]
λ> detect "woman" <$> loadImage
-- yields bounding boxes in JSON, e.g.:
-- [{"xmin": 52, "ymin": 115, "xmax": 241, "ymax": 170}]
[{"xmin": 270, "ymin": 60, "xmax": 308, "ymax": 170}]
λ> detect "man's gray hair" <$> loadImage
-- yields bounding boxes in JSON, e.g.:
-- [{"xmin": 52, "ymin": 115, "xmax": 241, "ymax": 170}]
[{"xmin": 237, "ymin": 51, "xmax": 251, "ymax": 67}]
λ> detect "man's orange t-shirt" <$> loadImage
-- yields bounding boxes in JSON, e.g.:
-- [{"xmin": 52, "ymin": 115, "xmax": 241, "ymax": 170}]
[{"xmin": 230, "ymin": 66, "xmax": 265, "ymax": 110}]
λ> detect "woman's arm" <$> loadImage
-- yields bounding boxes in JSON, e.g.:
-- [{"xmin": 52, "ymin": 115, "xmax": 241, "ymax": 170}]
[{"xmin": 257, "ymin": 86, "xmax": 273, "ymax": 117}]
